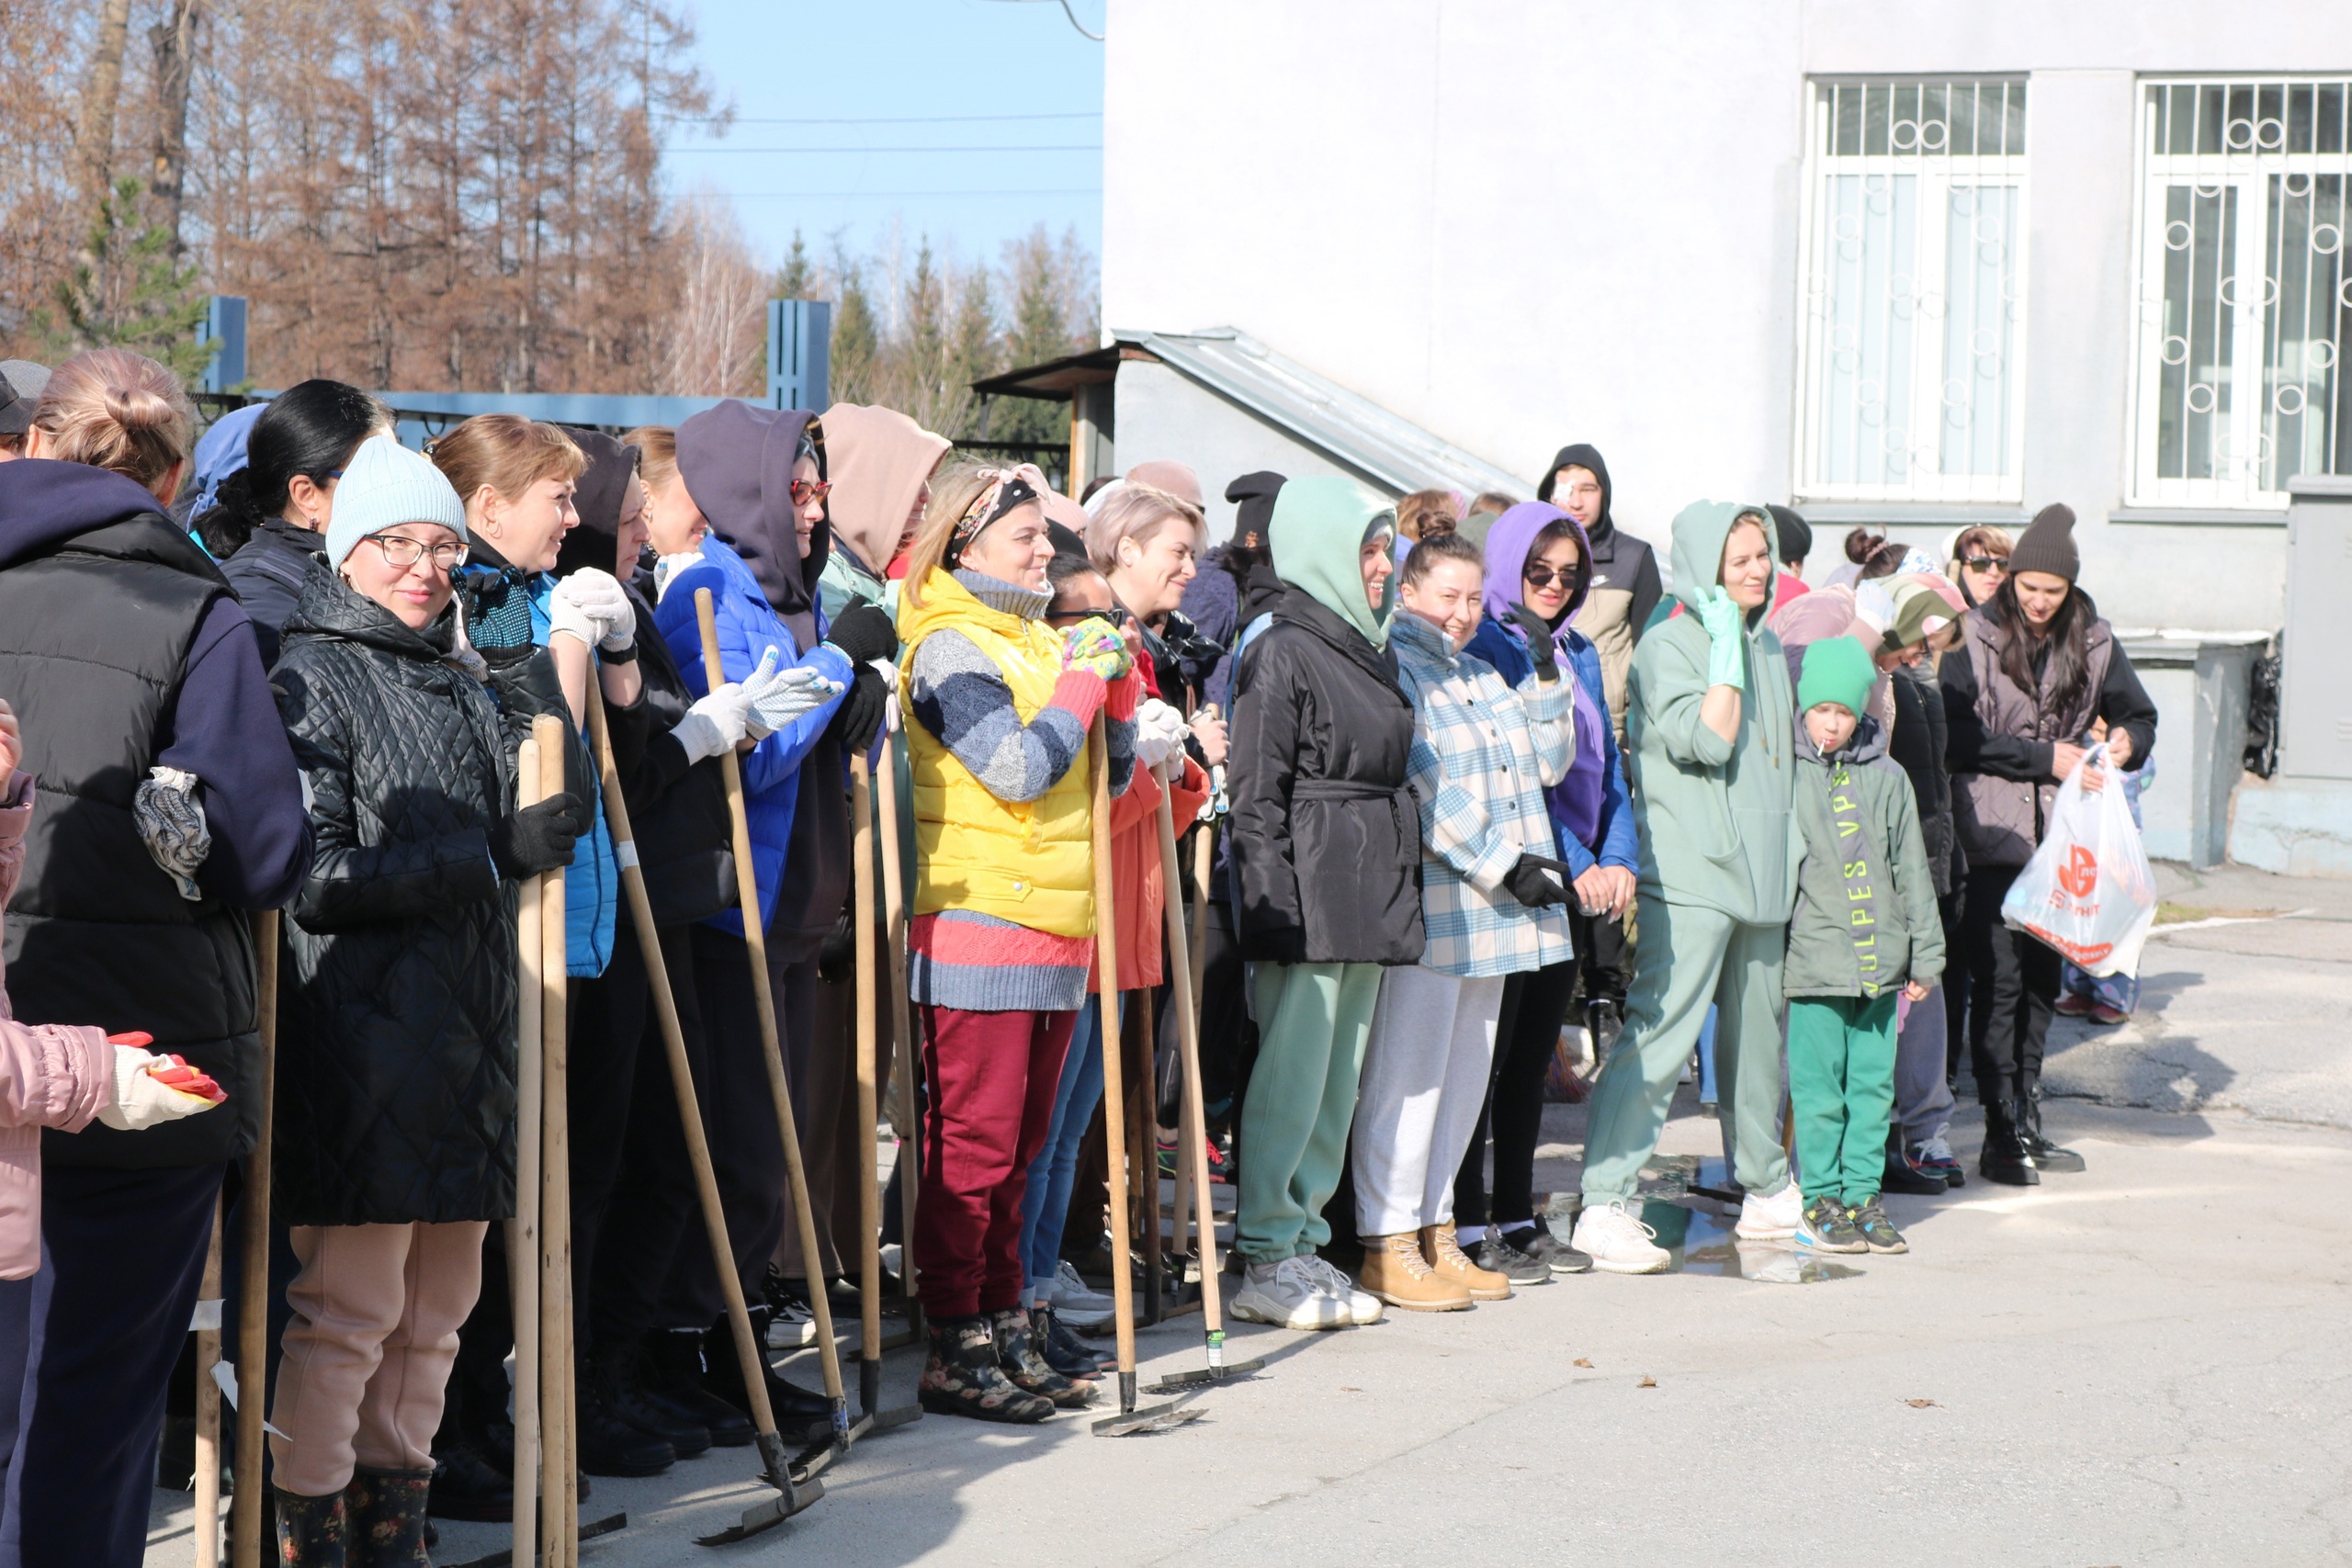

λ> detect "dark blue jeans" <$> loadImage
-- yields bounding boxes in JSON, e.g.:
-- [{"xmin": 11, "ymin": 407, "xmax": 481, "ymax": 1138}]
[
  {"xmin": 0, "ymin": 1243, "xmax": 52, "ymax": 1568},
  {"xmin": 17, "ymin": 1162, "xmax": 223, "ymax": 1568}
]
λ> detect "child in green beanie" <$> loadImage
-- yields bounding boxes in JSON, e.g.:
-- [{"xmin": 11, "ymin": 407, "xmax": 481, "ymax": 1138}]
[{"xmin": 1783, "ymin": 636, "xmax": 1945, "ymax": 1256}]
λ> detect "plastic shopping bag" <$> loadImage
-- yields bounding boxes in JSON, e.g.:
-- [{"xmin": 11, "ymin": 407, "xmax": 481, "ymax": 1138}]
[{"xmin": 2000, "ymin": 743, "xmax": 2158, "ymax": 978}]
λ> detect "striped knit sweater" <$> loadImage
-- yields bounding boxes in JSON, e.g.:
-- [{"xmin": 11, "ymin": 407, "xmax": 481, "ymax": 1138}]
[{"xmin": 906, "ymin": 570, "xmax": 1138, "ymax": 1011}]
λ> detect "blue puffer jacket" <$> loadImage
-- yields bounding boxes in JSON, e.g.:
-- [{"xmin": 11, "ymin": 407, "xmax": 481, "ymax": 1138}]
[
  {"xmin": 1464, "ymin": 615, "xmax": 1637, "ymax": 879},
  {"xmin": 515, "ymin": 575, "xmax": 621, "ymax": 978},
  {"xmin": 654, "ymin": 535, "xmax": 854, "ymax": 936}
]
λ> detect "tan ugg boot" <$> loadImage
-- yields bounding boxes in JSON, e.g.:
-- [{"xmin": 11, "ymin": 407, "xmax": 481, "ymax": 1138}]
[
  {"xmin": 1355, "ymin": 1233, "xmax": 1471, "ymax": 1312},
  {"xmin": 1422, "ymin": 1223, "xmax": 1513, "ymax": 1301}
]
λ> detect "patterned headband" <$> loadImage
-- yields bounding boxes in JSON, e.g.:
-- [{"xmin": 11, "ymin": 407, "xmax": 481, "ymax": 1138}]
[{"xmin": 945, "ymin": 464, "xmax": 1046, "ymax": 568}]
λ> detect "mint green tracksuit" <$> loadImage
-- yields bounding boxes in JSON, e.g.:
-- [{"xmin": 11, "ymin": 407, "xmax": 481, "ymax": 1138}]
[{"xmin": 1580, "ymin": 502, "xmax": 1802, "ymax": 1206}]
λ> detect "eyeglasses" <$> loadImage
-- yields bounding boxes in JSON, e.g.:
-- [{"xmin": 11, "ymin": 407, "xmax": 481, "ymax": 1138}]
[
  {"xmin": 1521, "ymin": 563, "xmax": 1583, "ymax": 591},
  {"xmin": 1962, "ymin": 556, "xmax": 2009, "ymax": 573},
  {"xmin": 790, "ymin": 479, "xmax": 832, "ymax": 506},
  {"xmin": 364, "ymin": 534, "xmax": 468, "ymax": 570}
]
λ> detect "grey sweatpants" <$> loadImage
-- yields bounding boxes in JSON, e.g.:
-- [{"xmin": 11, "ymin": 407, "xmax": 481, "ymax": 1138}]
[{"xmin": 1893, "ymin": 981, "xmax": 1957, "ymax": 1149}]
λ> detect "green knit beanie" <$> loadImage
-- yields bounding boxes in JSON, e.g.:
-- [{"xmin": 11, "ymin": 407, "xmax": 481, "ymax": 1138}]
[{"xmin": 1797, "ymin": 635, "xmax": 1876, "ymax": 716}]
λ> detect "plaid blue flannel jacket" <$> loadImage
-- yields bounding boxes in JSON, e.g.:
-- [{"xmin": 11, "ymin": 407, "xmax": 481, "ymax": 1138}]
[{"xmin": 1391, "ymin": 612, "xmax": 1577, "ymax": 978}]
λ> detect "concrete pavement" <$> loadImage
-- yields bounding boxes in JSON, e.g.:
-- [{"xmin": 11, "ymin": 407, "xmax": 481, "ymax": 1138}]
[{"xmin": 143, "ymin": 862, "xmax": 2352, "ymax": 1566}]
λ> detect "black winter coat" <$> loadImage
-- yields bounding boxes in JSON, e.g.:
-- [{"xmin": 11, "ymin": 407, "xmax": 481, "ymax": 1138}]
[
  {"xmin": 1227, "ymin": 589, "xmax": 1424, "ymax": 966},
  {"xmin": 271, "ymin": 565, "xmax": 525, "ymax": 1226},
  {"xmin": 222, "ymin": 519, "xmax": 325, "ymax": 669},
  {"xmin": 1890, "ymin": 661, "xmax": 1958, "ymax": 899}
]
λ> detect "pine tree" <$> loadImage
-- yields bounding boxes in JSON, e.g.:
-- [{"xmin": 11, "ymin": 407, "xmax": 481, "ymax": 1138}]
[
  {"xmin": 773, "ymin": 229, "xmax": 814, "ymax": 301},
  {"xmin": 829, "ymin": 255, "xmax": 882, "ymax": 407},
  {"xmin": 49, "ymin": 177, "xmax": 217, "ymax": 379}
]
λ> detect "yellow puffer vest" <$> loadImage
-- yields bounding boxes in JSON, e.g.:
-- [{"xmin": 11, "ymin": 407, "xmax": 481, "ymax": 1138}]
[{"xmin": 897, "ymin": 569, "xmax": 1094, "ymax": 937}]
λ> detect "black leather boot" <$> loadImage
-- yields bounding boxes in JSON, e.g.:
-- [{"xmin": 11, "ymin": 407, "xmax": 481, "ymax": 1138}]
[
  {"xmin": 2021, "ymin": 1088, "xmax": 2086, "ymax": 1173},
  {"xmin": 597, "ymin": 1334, "xmax": 712, "ymax": 1456},
  {"xmin": 425, "ymin": 1429, "xmax": 512, "ymax": 1523},
  {"xmin": 1978, "ymin": 1100, "xmax": 2040, "ymax": 1187},
  {"xmin": 344, "ymin": 1467, "xmax": 432, "ymax": 1568},
  {"xmin": 639, "ymin": 1328, "xmax": 756, "ymax": 1449},
  {"xmin": 576, "ymin": 1359, "xmax": 675, "ymax": 1477},
  {"xmin": 700, "ymin": 1309, "xmax": 834, "ymax": 1443}
]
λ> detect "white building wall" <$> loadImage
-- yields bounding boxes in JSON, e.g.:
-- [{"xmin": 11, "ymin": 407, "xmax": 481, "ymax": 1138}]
[{"xmin": 1102, "ymin": 0, "xmax": 2352, "ymax": 631}]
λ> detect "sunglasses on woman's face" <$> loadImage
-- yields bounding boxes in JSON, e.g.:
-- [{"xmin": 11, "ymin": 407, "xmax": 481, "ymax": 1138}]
[
  {"xmin": 1045, "ymin": 604, "xmax": 1133, "ymax": 628},
  {"xmin": 1962, "ymin": 556, "xmax": 2009, "ymax": 573},
  {"xmin": 1522, "ymin": 563, "xmax": 1582, "ymax": 590},
  {"xmin": 789, "ymin": 479, "xmax": 832, "ymax": 506}
]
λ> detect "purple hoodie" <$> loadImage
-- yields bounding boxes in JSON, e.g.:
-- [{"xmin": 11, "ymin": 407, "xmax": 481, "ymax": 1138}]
[{"xmin": 1481, "ymin": 501, "xmax": 1610, "ymax": 852}]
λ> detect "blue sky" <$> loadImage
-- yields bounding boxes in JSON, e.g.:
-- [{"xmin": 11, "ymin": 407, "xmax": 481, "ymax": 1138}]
[{"xmin": 670, "ymin": 0, "xmax": 1107, "ymax": 276}]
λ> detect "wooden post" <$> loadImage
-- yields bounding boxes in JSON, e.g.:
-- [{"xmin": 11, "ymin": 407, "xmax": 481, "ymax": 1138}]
[
  {"xmin": 231, "ymin": 908, "xmax": 277, "ymax": 1568},
  {"xmin": 510, "ymin": 735, "xmax": 546, "ymax": 1568},
  {"xmin": 1087, "ymin": 719, "xmax": 1141, "ymax": 1410},
  {"xmin": 872, "ymin": 725, "xmax": 922, "ymax": 1321},
  {"xmin": 194, "ymin": 1194, "xmax": 222, "ymax": 1568},
  {"xmin": 532, "ymin": 716, "xmax": 571, "ymax": 1567}
]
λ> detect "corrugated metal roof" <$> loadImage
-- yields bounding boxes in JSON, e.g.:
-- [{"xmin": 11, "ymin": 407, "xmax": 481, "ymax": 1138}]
[{"xmin": 1108, "ymin": 326, "xmax": 1525, "ymax": 500}]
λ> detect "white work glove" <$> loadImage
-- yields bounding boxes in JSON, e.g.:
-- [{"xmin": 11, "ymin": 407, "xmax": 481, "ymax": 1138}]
[
  {"xmin": 133, "ymin": 766, "xmax": 209, "ymax": 901},
  {"xmin": 1133, "ymin": 697, "xmax": 1190, "ymax": 773},
  {"xmin": 672, "ymin": 681, "xmax": 755, "ymax": 764},
  {"xmin": 548, "ymin": 568, "xmax": 635, "ymax": 653},
  {"xmin": 651, "ymin": 551, "xmax": 705, "ymax": 604},
  {"xmin": 740, "ymin": 647, "xmax": 844, "ymax": 740},
  {"xmin": 96, "ymin": 1033, "xmax": 226, "ymax": 1132}
]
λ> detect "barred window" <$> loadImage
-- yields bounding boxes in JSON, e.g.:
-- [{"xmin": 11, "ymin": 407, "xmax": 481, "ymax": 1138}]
[
  {"xmin": 2131, "ymin": 79, "xmax": 2352, "ymax": 508},
  {"xmin": 1797, "ymin": 80, "xmax": 2030, "ymax": 502}
]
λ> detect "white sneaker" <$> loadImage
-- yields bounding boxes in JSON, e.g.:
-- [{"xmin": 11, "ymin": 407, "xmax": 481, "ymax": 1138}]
[
  {"xmin": 1918, "ymin": 1133, "xmax": 1955, "ymax": 1165},
  {"xmin": 1736, "ymin": 1180, "xmax": 1804, "ymax": 1241},
  {"xmin": 1229, "ymin": 1256, "xmax": 1349, "ymax": 1330},
  {"xmin": 1047, "ymin": 1260, "xmax": 1119, "ymax": 1327},
  {"xmin": 1297, "ymin": 1255, "xmax": 1385, "ymax": 1326},
  {"xmin": 1570, "ymin": 1200, "xmax": 1670, "ymax": 1275},
  {"xmin": 765, "ymin": 1297, "xmax": 815, "ymax": 1348}
]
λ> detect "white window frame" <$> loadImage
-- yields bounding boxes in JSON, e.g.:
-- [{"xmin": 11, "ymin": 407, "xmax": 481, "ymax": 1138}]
[
  {"xmin": 1794, "ymin": 78, "xmax": 2031, "ymax": 505},
  {"xmin": 2128, "ymin": 77, "xmax": 2352, "ymax": 510}
]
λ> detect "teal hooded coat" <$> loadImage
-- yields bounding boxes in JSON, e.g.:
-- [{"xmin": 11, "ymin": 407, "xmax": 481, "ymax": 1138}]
[{"xmin": 1623, "ymin": 501, "xmax": 1801, "ymax": 926}]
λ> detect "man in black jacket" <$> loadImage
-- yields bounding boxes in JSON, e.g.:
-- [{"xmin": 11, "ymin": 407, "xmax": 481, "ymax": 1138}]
[{"xmin": 0, "ymin": 450, "xmax": 311, "ymax": 1568}]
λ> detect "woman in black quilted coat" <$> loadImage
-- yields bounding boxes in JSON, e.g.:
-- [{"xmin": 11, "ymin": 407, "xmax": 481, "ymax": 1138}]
[{"xmin": 263, "ymin": 434, "xmax": 582, "ymax": 1563}]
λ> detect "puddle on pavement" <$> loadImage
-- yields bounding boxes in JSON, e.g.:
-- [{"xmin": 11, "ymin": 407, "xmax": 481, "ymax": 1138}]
[{"xmin": 1637, "ymin": 1199, "xmax": 1864, "ymax": 1284}]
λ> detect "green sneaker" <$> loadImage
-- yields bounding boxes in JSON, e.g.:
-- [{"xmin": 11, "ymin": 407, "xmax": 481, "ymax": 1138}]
[
  {"xmin": 1796, "ymin": 1194, "xmax": 1866, "ymax": 1254},
  {"xmin": 1847, "ymin": 1196, "xmax": 1909, "ymax": 1254}
]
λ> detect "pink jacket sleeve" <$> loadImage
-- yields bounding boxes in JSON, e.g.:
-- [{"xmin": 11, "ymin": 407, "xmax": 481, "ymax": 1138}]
[{"xmin": 0, "ymin": 773, "xmax": 110, "ymax": 1132}]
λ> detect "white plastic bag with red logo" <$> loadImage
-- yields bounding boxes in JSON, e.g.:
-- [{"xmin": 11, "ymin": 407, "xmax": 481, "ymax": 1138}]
[{"xmin": 1999, "ymin": 743, "xmax": 2158, "ymax": 978}]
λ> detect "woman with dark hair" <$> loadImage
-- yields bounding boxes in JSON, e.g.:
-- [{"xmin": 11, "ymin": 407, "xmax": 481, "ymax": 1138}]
[
  {"xmin": 217, "ymin": 381, "xmax": 393, "ymax": 664},
  {"xmin": 1942, "ymin": 504, "xmax": 2155, "ymax": 1185},
  {"xmin": 1453, "ymin": 502, "xmax": 1635, "ymax": 1280}
]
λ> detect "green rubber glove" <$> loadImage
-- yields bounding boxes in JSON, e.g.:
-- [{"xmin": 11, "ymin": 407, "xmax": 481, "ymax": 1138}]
[{"xmin": 1695, "ymin": 589, "xmax": 1747, "ymax": 691}]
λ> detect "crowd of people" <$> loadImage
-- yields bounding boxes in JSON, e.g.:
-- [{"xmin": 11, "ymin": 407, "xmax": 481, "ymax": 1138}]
[{"xmin": 0, "ymin": 345, "xmax": 2157, "ymax": 1564}]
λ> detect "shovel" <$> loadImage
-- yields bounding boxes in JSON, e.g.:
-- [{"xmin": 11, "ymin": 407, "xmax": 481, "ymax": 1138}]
[
  {"xmin": 693, "ymin": 590, "xmax": 854, "ymax": 1487},
  {"xmin": 870, "ymin": 712, "xmax": 924, "ymax": 1337},
  {"xmin": 1085, "ymin": 718, "xmax": 1203, "ymax": 1438},
  {"xmin": 584, "ymin": 686, "xmax": 817, "ymax": 1543},
  {"xmin": 1146, "ymin": 764, "xmax": 1263, "ymax": 1393}
]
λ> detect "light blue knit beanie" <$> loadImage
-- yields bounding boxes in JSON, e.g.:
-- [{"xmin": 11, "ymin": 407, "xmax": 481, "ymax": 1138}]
[{"xmin": 324, "ymin": 435, "xmax": 469, "ymax": 570}]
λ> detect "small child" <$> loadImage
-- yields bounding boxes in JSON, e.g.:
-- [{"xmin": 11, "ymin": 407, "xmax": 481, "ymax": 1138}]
[{"xmin": 1784, "ymin": 637, "xmax": 1945, "ymax": 1255}]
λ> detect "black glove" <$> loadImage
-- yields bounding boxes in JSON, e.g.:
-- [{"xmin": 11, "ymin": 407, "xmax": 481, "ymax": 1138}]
[
  {"xmin": 825, "ymin": 663, "xmax": 888, "ymax": 753},
  {"xmin": 488, "ymin": 794, "xmax": 584, "ymax": 880},
  {"xmin": 1503, "ymin": 853, "xmax": 1569, "ymax": 909},
  {"xmin": 1509, "ymin": 604, "xmax": 1561, "ymax": 681},
  {"xmin": 823, "ymin": 600, "xmax": 899, "ymax": 668}
]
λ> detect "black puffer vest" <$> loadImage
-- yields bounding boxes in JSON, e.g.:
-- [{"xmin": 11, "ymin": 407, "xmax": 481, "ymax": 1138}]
[
  {"xmin": 0, "ymin": 511, "xmax": 259, "ymax": 1169},
  {"xmin": 272, "ymin": 564, "xmax": 520, "ymax": 1225}
]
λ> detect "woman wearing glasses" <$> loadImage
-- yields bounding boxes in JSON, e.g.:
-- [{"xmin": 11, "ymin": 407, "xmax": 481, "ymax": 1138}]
[
  {"xmin": 266, "ymin": 437, "xmax": 584, "ymax": 1562},
  {"xmin": 895, "ymin": 463, "xmax": 1140, "ymax": 1422},
  {"xmin": 1945, "ymin": 525, "xmax": 2014, "ymax": 610}
]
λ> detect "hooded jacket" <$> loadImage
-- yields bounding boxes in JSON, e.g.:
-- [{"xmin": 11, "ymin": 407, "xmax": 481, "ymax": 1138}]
[
  {"xmin": 556, "ymin": 432, "xmax": 736, "ymax": 927},
  {"xmin": 0, "ymin": 459, "xmax": 311, "ymax": 1170},
  {"xmin": 1623, "ymin": 501, "xmax": 1801, "ymax": 926},
  {"xmin": 1536, "ymin": 444, "xmax": 1661, "ymax": 730},
  {"xmin": 272, "ymin": 566, "xmax": 523, "ymax": 1225},
  {"xmin": 1464, "ymin": 501, "xmax": 1632, "ymax": 874},
  {"xmin": 1784, "ymin": 712, "xmax": 1945, "ymax": 998},
  {"xmin": 662, "ymin": 403, "xmax": 855, "ymax": 945},
  {"xmin": 222, "ymin": 519, "xmax": 327, "ymax": 668},
  {"xmin": 818, "ymin": 403, "xmax": 948, "ymax": 619},
  {"xmin": 1227, "ymin": 478, "xmax": 1423, "ymax": 966}
]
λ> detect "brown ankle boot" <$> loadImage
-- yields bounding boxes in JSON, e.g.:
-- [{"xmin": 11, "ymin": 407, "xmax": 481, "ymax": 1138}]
[
  {"xmin": 1355, "ymin": 1233, "xmax": 1470, "ymax": 1312},
  {"xmin": 1422, "ymin": 1223, "xmax": 1513, "ymax": 1301}
]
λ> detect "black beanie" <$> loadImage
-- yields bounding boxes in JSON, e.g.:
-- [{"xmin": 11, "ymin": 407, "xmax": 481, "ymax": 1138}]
[
  {"xmin": 1766, "ymin": 503, "xmax": 1812, "ymax": 567},
  {"xmin": 1225, "ymin": 470, "xmax": 1285, "ymax": 547},
  {"xmin": 2008, "ymin": 503, "xmax": 2080, "ymax": 582}
]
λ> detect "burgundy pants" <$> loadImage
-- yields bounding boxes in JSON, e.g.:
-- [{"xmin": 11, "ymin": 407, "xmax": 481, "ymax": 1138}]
[{"xmin": 913, "ymin": 1007, "xmax": 1074, "ymax": 1319}]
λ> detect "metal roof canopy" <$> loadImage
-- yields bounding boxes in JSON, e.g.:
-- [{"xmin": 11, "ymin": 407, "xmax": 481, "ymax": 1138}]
[
  {"xmin": 1108, "ymin": 326, "xmax": 1525, "ymax": 500},
  {"xmin": 969, "ymin": 344, "xmax": 1126, "ymax": 400}
]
